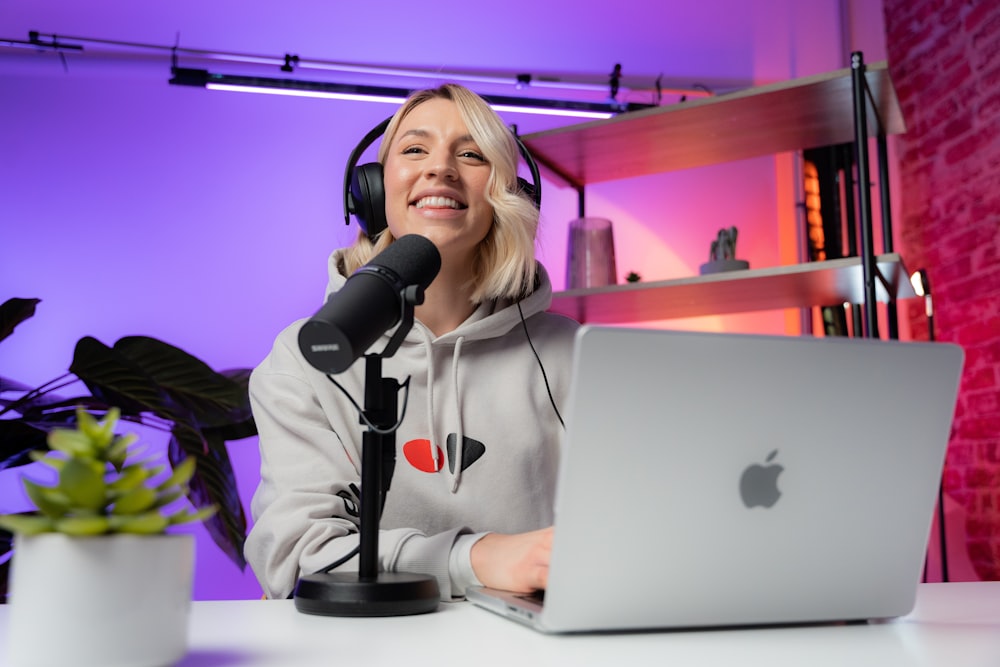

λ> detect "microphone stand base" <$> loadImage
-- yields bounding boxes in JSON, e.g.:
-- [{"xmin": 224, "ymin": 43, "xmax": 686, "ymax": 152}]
[{"xmin": 293, "ymin": 571, "xmax": 440, "ymax": 617}]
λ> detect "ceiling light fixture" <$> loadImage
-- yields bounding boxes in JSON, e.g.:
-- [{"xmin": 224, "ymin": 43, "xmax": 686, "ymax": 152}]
[
  {"xmin": 169, "ymin": 67, "xmax": 409, "ymax": 105},
  {"xmin": 6, "ymin": 31, "xmax": 721, "ymax": 114},
  {"xmin": 168, "ymin": 67, "xmax": 652, "ymax": 119}
]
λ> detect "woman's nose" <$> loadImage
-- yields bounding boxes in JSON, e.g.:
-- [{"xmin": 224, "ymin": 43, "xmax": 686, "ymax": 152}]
[{"xmin": 425, "ymin": 152, "xmax": 458, "ymax": 180}]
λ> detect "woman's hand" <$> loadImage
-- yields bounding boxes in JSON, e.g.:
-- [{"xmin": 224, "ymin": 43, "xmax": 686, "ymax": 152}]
[{"xmin": 470, "ymin": 527, "xmax": 553, "ymax": 593}]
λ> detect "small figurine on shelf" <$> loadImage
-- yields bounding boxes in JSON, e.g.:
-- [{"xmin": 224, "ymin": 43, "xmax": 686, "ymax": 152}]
[
  {"xmin": 699, "ymin": 226, "xmax": 750, "ymax": 275},
  {"xmin": 625, "ymin": 271, "xmax": 641, "ymax": 283}
]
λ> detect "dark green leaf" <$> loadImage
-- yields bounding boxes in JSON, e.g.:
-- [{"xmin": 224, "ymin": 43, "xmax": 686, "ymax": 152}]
[
  {"xmin": 169, "ymin": 430, "xmax": 247, "ymax": 571},
  {"xmin": 69, "ymin": 337, "xmax": 176, "ymax": 420},
  {"xmin": 9, "ymin": 395, "xmax": 107, "ymax": 423},
  {"xmin": 0, "ymin": 524, "xmax": 13, "ymax": 605},
  {"xmin": 0, "ymin": 420, "xmax": 48, "ymax": 471},
  {"xmin": 0, "ymin": 398, "xmax": 120, "ymax": 472},
  {"xmin": 201, "ymin": 416, "xmax": 257, "ymax": 443},
  {"xmin": 0, "ymin": 298, "xmax": 41, "ymax": 344},
  {"xmin": 213, "ymin": 368, "xmax": 257, "ymax": 434},
  {"xmin": 0, "ymin": 375, "xmax": 36, "ymax": 395},
  {"xmin": 113, "ymin": 337, "xmax": 244, "ymax": 428},
  {"xmin": 0, "ymin": 374, "xmax": 79, "ymax": 419},
  {"xmin": 0, "ymin": 552, "xmax": 9, "ymax": 603}
]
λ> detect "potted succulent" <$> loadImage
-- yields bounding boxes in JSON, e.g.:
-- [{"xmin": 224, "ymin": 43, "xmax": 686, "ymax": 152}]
[{"xmin": 1, "ymin": 406, "xmax": 215, "ymax": 666}]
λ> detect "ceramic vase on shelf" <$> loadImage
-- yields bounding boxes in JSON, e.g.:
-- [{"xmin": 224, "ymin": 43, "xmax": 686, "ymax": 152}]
[{"xmin": 566, "ymin": 217, "xmax": 618, "ymax": 289}]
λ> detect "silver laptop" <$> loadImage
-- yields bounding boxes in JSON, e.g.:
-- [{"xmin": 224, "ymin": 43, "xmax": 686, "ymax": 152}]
[{"xmin": 467, "ymin": 325, "xmax": 964, "ymax": 633}]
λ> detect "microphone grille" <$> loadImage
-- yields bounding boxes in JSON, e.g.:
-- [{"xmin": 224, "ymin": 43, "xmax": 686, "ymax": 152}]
[{"xmin": 369, "ymin": 234, "xmax": 442, "ymax": 289}]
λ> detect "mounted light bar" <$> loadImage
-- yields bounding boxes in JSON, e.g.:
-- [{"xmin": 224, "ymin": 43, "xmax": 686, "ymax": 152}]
[
  {"xmin": 169, "ymin": 68, "xmax": 410, "ymax": 105},
  {"xmin": 168, "ymin": 67, "xmax": 652, "ymax": 119}
]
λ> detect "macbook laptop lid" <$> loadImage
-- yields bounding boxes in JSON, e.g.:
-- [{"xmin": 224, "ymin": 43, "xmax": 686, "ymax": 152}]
[{"xmin": 467, "ymin": 326, "xmax": 964, "ymax": 633}]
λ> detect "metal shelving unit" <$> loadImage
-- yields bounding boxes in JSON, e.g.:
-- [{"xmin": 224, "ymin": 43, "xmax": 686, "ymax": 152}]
[{"xmin": 525, "ymin": 54, "xmax": 908, "ymax": 337}]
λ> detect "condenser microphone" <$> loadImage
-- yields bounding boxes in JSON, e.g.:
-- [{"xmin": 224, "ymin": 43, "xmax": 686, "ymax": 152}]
[{"xmin": 299, "ymin": 234, "xmax": 441, "ymax": 374}]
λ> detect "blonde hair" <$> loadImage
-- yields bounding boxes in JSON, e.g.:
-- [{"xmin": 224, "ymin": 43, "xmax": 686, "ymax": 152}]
[{"xmin": 341, "ymin": 84, "xmax": 539, "ymax": 303}]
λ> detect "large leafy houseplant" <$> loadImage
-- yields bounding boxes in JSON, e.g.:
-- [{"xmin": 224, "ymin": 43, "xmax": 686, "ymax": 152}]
[{"xmin": 0, "ymin": 297, "xmax": 257, "ymax": 602}]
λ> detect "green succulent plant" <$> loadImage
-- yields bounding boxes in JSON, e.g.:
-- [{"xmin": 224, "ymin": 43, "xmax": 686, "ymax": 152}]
[{"xmin": 0, "ymin": 406, "xmax": 216, "ymax": 536}]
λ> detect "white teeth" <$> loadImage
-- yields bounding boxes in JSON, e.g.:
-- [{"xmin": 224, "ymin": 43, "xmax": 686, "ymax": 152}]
[{"xmin": 414, "ymin": 196, "xmax": 462, "ymax": 209}]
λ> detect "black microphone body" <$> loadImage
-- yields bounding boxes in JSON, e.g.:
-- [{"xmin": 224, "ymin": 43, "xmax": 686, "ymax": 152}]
[{"xmin": 299, "ymin": 234, "xmax": 441, "ymax": 374}]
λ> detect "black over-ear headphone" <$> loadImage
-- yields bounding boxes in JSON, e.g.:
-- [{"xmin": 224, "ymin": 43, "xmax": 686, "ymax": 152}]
[{"xmin": 343, "ymin": 117, "xmax": 542, "ymax": 242}]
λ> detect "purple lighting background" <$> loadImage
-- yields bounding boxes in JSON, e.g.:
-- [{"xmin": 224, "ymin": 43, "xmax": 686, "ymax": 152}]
[{"xmin": 1, "ymin": 1, "xmax": 887, "ymax": 599}]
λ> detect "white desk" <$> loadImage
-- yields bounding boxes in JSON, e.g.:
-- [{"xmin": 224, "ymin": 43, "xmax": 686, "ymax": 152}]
[{"xmin": 2, "ymin": 582, "xmax": 998, "ymax": 666}]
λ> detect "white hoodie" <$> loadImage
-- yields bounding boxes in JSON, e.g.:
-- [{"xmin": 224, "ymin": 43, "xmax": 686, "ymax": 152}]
[{"xmin": 245, "ymin": 249, "xmax": 579, "ymax": 600}]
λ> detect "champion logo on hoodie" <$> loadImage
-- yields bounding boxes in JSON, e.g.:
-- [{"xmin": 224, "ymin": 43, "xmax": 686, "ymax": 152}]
[{"xmin": 403, "ymin": 435, "xmax": 485, "ymax": 473}]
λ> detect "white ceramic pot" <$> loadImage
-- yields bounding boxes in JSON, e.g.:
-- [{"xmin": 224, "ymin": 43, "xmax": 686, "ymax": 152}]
[{"xmin": 7, "ymin": 532, "xmax": 194, "ymax": 667}]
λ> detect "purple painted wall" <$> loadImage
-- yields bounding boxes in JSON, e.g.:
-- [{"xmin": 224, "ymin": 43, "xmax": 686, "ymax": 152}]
[{"xmin": 1, "ymin": 1, "xmax": 887, "ymax": 599}]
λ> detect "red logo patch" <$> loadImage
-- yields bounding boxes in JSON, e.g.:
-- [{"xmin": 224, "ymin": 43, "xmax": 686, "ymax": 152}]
[{"xmin": 403, "ymin": 439, "xmax": 445, "ymax": 473}]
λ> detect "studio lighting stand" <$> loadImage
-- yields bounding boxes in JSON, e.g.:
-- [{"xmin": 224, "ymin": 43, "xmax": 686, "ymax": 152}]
[{"xmin": 294, "ymin": 285, "xmax": 440, "ymax": 616}]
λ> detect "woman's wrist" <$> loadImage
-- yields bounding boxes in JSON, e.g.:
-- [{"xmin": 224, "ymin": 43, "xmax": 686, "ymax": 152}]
[{"xmin": 449, "ymin": 532, "xmax": 490, "ymax": 597}]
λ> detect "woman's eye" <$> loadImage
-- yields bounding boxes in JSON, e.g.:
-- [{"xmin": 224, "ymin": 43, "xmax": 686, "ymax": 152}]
[
  {"xmin": 460, "ymin": 150, "xmax": 486, "ymax": 162},
  {"xmin": 402, "ymin": 146, "xmax": 426, "ymax": 155}
]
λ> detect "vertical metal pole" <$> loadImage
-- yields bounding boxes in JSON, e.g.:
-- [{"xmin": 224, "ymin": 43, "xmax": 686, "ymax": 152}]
[
  {"xmin": 877, "ymin": 135, "xmax": 895, "ymax": 253},
  {"xmin": 851, "ymin": 51, "xmax": 879, "ymax": 339},
  {"xmin": 878, "ymin": 134, "xmax": 899, "ymax": 339},
  {"xmin": 840, "ymin": 143, "xmax": 858, "ymax": 258},
  {"xmin": 793, "ymin": 152, "xmax": 814, "ymax": 335},
  {"xmin": 839, "ymin": 144, "xmax": 864, "ymax": 338},
  {"xmin": 576, "ymin": 185, "xmax": 586, "ymax": 219},
  {"xmin": 359, "ymin": 355, "xmax": 384, "ymax": 580}
]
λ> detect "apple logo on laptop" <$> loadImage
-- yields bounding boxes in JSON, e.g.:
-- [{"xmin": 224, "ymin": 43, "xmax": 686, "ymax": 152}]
[{"xmin": 740, "ymin": 449, "xmax": 783, "ymax": 508}]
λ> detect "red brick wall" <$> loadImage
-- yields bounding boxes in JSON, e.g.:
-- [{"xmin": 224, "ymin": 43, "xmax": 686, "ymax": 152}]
[{"xmin": 884, "ymin": 0, "xmax": 1000, "ymax": 580}]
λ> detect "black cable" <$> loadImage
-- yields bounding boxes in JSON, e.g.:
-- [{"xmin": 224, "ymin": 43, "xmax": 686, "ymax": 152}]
[
  {"xmin": 312, "ymin": 370, "xmax": 410, "ymax": 574},
  {"xmin": 315, "ymin": 544, "xmax": 361, "ymax": 574},
  {"xmin": 517, "ymin": 301, "xmax": 565, "ymax": 429},
  {"xmin": 325, "ymin": 373, "xmax": 411, "ymax": 435}
]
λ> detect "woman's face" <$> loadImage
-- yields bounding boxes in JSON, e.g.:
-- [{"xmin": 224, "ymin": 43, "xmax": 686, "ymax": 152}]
[{"xmin": 382, "ymin": 98, "xmax": 494, "ymax": 263}]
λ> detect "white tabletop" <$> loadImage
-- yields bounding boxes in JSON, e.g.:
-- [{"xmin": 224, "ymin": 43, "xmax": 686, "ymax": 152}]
[{"xmin": 3, "ymin": 582, "xmax": 999, "ymax": 666}]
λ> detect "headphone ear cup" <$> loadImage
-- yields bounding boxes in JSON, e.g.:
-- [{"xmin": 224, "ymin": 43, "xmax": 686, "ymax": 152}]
[{"xmin": 350, "ymin": 162, "xmax": 387, "ymax": 240}]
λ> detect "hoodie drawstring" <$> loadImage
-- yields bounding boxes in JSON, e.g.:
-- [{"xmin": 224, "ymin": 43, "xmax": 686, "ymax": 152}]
[
  {"xmin": 417, "ymin": 327, "xmax": 439, "ymax": 477},
  {"xmin": 416, "ymin": 326, "xmax": 467, "ymax": 493},
  {"xmin": 450, "ymin": 336, "xmax": 466, "ymax": 493}
]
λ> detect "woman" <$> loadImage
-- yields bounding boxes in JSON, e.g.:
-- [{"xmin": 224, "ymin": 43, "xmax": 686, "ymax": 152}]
[{"xmin": 246, "ymin": 84, "xmax": 579, "ymax": 600}]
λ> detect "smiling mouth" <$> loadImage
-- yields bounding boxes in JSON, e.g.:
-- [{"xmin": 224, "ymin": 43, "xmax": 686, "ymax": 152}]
[{"xmin": 413, "ymin": 196, "xmax": 466, "ymax": 210}]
